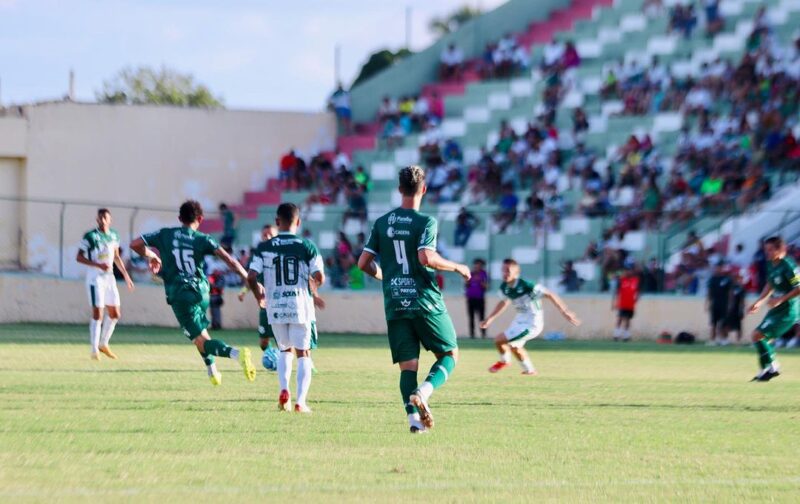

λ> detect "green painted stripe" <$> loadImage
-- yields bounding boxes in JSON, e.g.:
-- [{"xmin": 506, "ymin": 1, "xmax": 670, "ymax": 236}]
[{"xmin": 90, "ymin": 285, "xmax": 97, "ymax": 307}]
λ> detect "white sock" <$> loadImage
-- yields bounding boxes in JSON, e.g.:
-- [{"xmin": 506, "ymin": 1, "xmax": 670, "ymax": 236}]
[
  {"xmin": 89, "ymin": 319, "xmax": 102, "ymax": 353},
  {"xmin": 207, "ymin": 362, "xmax": 218, "ymax": 377},
  {"xmin": 99, "ymin": 315, "xmax": 117, "ymax": 347},
  {"xmin": 499, "ymin": 352, "xmax": 510, "ymax": 363},
  {"xmin": 519, "ymin": 359, "xmax": 534, "ymax": 372},
  {"xmin": 408, "ymin": 413, "xmax": 423, "ymax": 428},
  {"xmin": 296, "ymin": 356, "xmax": 313, "ymax": 406},
  {"xmin": 277, "ymin": 351, "xmax": 293, "ymax": 392},
  {"xmin": 623, "ymin": 329, "xmax": 631, "ymax": 339},
  {"xmin": 417, "ymin": 381, "xmax": 434, "ymax": 401},
  {"xmin": 770, "ymin": 361, "xmax": 781, "ymax": 372},
  {"xmin": 229, "ymin": 347, "xmax": 240, "ymax": 360},
  {"xmin": 614, "ymin": 327, "xmax": 622, "ymax": 338}
]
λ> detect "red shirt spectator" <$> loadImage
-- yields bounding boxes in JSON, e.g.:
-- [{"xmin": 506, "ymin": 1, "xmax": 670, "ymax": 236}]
[
  {"xmin": 280, "ymin": 150, "xmax": 297, "ymax": 174},
  {"xmin": 429, "ymin": 92, "xmax": 444, "ymax": 120},
  {"xmin": 562, "ymin": 42, "xmax": 581, "ymax": 69},
  {"xmin": 617, "ymin": 274, "xmax": 640, "ymax": 310}
]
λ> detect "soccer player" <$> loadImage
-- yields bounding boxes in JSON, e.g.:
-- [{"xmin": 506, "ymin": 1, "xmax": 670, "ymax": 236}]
[
  {"xmin": 481, "ymin": 258, "xmax": 580, "ymax": 375},
  {"xmin": 129, "ymin": 200, "xmax": 258, "ymax": 386},
  {"xmin": 746, "ymin": 236, "xmax": 800, "ymax": 382},
  {"xmin": 76, "ymin": 208, "xmax": 135, "ymax": 360},
  {"xmin": 357, "ymin": 165, "xmax": 471, "ymax": 434},
  {"xmin": 613, "ymin": 261, "xmax": 639, "ymax": 342},
  {"xmin": 247, "ymin": 203, "xmax": 325, "ymax": 413}
]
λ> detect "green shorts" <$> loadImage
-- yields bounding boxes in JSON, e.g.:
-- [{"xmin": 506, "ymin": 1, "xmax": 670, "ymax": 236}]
[
  {"xmin": 170, "ymin": 296, "xmax": 210, "ymax": 341},
  {"xmin": 756, "ymin": 310, "xmax": 798, "ymax": 340},
  {"xmin": 386, "ymin": 312, "xmax": 457, "ymax": 364},
  {"xmin": 258, "ymin": 310, "xmax": 317, "ymax": 349}
]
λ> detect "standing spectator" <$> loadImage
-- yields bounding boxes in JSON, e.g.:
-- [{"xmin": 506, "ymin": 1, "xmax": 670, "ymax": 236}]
[
  {"xmin": 728, "ymin": 243, "xmax": 748, "ymax": 274},
  {"xmin": 219, "ymin": 203, "xmax": 237, "ymax": 248},
  {"xmin": 613, "ymin": 261, "xmax": 640, "ymax": 341},
  {"xmin": 454, "ymin": 207, "xmax": 479, "ymax": 246},
  {"xmin": 561, "ymin": 41, "xmax": 581, "ymax": 70},
  {"xmin": 465, "ymin": 259, "xmax": 489, "ymax": 339},
  {"xmin": 342, "ymin": 184, "xmax": 368, "ymax": 225},
  {"xmin": 208, "ymin": 269, "xmax": 225, "ymax": 330},
  {"xmin": 328, "ymin": 83, "xmax": 352, "ymax": 134},
  {"xmin": 354, "ymin": 165, "xmax": 371, "ymax": 192},
  {"xmin": 560, "ymin": 260, "xmax": 583, "ymax": 292},
  {"xmin": 724, "ymin": 271, "xmax": 746, "ymax": 345},
  {"xmin": 279, "ymin": 149, "xmax": 298, "ymax": 189},
  {"xmin": 640, "ymin": 257, "xmax": 664, "ymax": 292},
  {"xmin": 706, "ymin": 260, "xmax": 732, "ymax": 345},
  {"xmin": 439, "ymin": 43, "xmax": 464, "ymax": 80}
]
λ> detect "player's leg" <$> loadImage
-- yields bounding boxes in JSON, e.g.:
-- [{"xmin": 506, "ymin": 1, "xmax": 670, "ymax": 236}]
[
  {"xmin": 272, "ymin": 324, "xmax": 294, "ymax": 411},
  {"xmin": 387, "ymin": 319, "xmax": 425, "ymax": 432},
  {"xmin": 489, "ymin": 334, "xmax": 511, "ymax": 372},
  {"xmin": 621, "ymin": 313, "xmax": 632, "ymax": 341},
  {"xmin": 478, "ymin": 298, "xmax": 487, "ymax": 338},
  {"xmin": 258, "ymin": 309, "xmax": 272, "ymax": 351},
  {"xmin": 467, "ymin": 299, "xmax": 477, "ymax": 339},
  {"xmin": 613, "ymin": 314, "xmax": 623, "ymax": 341},
  {"xmin": 291, "ymin": 324, "xmax": 314, "ymax": 413},
  {"xmin": 87, "ymin": 279, "xmax": 104, "ymax": 359},
  {"xmin": 98, "ymin": 281, "xmax": 121, "ymax": 358},
  {"xmin": 410, "ymin": 314, "xmax": 459, "ymax": 429},
  {"xmin": 750, "ymin": 314, "xmax": 789, "ymax": 381},
  {"xmin": 508, "ymin": 318, "xmax": 542, "ymax": 375}
]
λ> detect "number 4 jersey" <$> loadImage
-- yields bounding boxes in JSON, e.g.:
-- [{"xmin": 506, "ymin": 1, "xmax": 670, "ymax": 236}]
[
  {"xmin": 364, "ymin": 208, "xmax": 447, "ymax": 320},
  {"xmin": 249, "ymin": 232, "xmax": 324, "ymax": 325}
]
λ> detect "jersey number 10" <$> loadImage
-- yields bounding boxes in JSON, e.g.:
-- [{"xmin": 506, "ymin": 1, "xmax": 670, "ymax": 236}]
[{"xmin": 272, "ymin": 255, "xmax": 300, "ymax": 286}]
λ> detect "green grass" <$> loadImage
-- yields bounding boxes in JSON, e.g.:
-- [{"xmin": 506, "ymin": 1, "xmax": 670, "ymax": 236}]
[{"xmin": 1, "ymin": 323, "xmax": 799, "ymax": 502}]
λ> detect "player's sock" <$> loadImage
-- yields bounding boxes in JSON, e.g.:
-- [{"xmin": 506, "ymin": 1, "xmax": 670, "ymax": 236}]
[
  {"xmin": 201, "ymin": 353, "xmax": 217, "ymax": 376},
  {"xmin": 89, "ymin": 319, "xmax": 102, "ymax": 353},
  {"xmin": 400, "ymin": 369, "xmax": 419, "ymax": 414},
  {"xmin": 408, "ymin": 412, "xmax": 423, "ymax": 429},
  {"xmin": 498, "ymin": 351, "xmax": 510, "ymax": 363},
  {"xmin": 613, "ymin": 327, "xmax": 621, "ymax": 339},
  {"xmin": 296, "ymin": 356, "xmax": 312, "ymax": 406},
  {"xmin": 203, "ymin": 339, "xmax": 235, "ymax": 359},
  {"xmin": 99, "ymin": 314, "xmax": 117, "ymax": 347},
  {"xmin": 754, "ymin": 339, "xmax": 775, "ymax": 369},
  {"xmin": 418, "ymin": 355, "xmax": 456, "ymax": 400},
  {"xmin": 623, "ymin": 329, "xmax": 631, "ymax": 340},
  {"xmin": 277, "ymin": 351, "xmax": 293, "ymax": 391},
  {"xmin": 519, "ymin": 358, "xmax": 535, "ymax": 373}
]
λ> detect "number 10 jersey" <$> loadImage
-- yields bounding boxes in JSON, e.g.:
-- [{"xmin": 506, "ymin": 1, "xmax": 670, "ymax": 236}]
[
  {"xmin": 249, "ymin": 232, "xmax": 324, "ymax": 325},
  {"xmin": 364, "ymin": 207, "xmax": 447, "ymax": 321}
]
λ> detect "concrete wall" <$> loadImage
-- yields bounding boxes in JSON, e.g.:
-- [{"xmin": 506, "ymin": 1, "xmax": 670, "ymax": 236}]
[
  {"xmin": 0, "ymin": 274, "xmax": 756, "ymax": 341},
  {"xmin": 2, "ymin": 102, "xmax": 336, "ymax": 277}
]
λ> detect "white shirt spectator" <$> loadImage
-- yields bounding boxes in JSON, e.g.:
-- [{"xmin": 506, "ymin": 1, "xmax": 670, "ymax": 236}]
[
  {"xmin": 428, "ymin": 164, "xmax": 449, "ymax": 189},
  {"xmin": 544, "ymin": 164, "xmax": 561, "ymax": 186},
  {"xmin": 498, "ymin": 35, "xmax": 517, "ymax": 53},
  {"xmin": 685, "ymin": 87, "xmax": 712, "ymax": 110},
  {"xmin": 413, "ymin": 96, "xmax": 430, "ymax": 116},
  {"xmin": 543, "ymin": 41, "xmax": 565, "ymax": 66},
  {"xmin": 525, "ymin": 148, "xmax": 546, "ymax": 168},
  {"xmin": 648, "ymin": 62, "xmax": 669, "ymax": 87},
  {"xmin": 440, "ymin": 45, "xmax": 464, "ymax": 66},
  {"xmin": 693, "ymin": 130, "xmax": 716, "ymax": 150},
  {"xmin": 378, "ymin": 98, "xmax": 398, "ymax": 117},
  {"xmin": 512, "ymin": 46, "xmax": 530, "ymax": 69},
  {"xmin": 334, "ymin": 151, "xmax": 350, "ymax": 170}
]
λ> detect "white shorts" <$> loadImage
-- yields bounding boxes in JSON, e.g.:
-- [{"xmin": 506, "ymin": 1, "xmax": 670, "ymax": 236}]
[
  {"xmin": 86, "ymin": 275, "xmax": 120, "ymax": 308},
  {"xmin": 272, "ymin": 323, "xmax": 313, "ymax": 351},
  {"xmin": 503, "ymin": 315, "xmax": 543, "ymax": 348}
]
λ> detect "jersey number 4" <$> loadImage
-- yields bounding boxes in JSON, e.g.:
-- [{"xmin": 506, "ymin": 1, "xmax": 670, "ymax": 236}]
[
  {"xmin": 393, "ymin": 240, "xmax": 409, "ymax": 275},
  {"xmin": 272, "ymin": 255, "xmax": 300, "ymax": 286}
]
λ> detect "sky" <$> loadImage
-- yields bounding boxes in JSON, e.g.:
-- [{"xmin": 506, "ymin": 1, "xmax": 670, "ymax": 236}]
[{"xmin": 0, "ymin": 0, "xmax": 505, "ymax": 112}]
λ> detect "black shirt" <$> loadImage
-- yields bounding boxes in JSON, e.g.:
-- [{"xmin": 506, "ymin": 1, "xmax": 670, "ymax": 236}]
[{"xmin": 707, "ymin": 274, "xmax": 731, "ymax": 311}]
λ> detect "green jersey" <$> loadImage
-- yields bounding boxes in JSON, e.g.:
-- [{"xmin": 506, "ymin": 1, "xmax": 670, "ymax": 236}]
[
  {"xmin": 249, "ymin": 232, "xmax": 324, "ymax": 325},
  {"xmin": 79, "ymin": 227, "xmax": 120, "ymax": 280},
  {"xmin": 365, "ymin": 207, "xmax": 446, "ymax": 320},
  {"xmin": 499, "ymin": 278, "xmax": 545, "ymax": 318},
  {"xmin": 766, "ymin": 256, "xmax": 800, "ymax": 318},
  {"xmin": 141, "ymin": 226, "xmax": 220, "ymax": 303}
]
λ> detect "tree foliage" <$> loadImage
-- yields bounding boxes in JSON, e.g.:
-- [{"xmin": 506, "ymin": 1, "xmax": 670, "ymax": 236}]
[
  {"xmin": 428, "ymin": 5, "xmax": 482, "ymax": 37},
  {"xmin": 352, "ymin": 48, "xmax": 413, "ymax": 87},
  {"xmin": 97, "ymin": 66, "xmax": 223, "ymax": 108}
]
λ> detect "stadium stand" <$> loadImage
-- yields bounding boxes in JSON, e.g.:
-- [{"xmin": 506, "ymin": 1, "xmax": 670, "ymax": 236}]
[{"xmin": 201, "ymin": 0, "xmax": 800, "ymax": 296}]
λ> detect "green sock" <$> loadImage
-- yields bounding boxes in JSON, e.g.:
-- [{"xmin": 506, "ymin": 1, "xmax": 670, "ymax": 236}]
[
  {"xmin": 755, "ymin": 339, "xmax": 775, "ymax": 368},
  {"xmin": 200, "ymin": 352, "xmax": 215, "ymax": 367},
  {"xmin": 425, "ymin": 355, "xmax": 456, "ymax": 390},
  {"xmin": 400, "ymin": 370, "xmax": 418, "ymax": 415},
  {"xmin": 203, "ymin": 339, "xmax": 233, "ymax": 358}
]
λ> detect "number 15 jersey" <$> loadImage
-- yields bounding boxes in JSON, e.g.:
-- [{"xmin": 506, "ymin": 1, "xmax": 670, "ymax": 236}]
[
  {"xmin": 249, "ymin": 232, "xmax": 324, "ymax": 325},
  {"xmin": 364, "ymin": 208, "xmax": 447, "ymax": 321}
]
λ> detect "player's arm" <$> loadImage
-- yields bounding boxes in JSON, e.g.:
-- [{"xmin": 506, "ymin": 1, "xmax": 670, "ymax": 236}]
[
  {"xmin": 245, "ymin": 270, "xmax": 266, "ymax": 309},
  {"xmin": 113, "ymin": 245, "xmax": 135, "ymax": 291},
  {"xmin": 480, "ymin": 299, "xmax": 509, "ymax": 329},
  {"xmin": 75, "ymin": 250, "xmax": 110, "ymax": 272},
  {"xmin": 543, "ymin": 287, "xmax": 581, "ymax": 326},
  {"xmin": 358, "ymin": 250, "xmax": 383, "ymax": 280},
  {"xmin": 214, "ymin": 247, "xmax": 248, "ymax": 282},
  {"xmin": 767, "ymin": 285, "xmax": 800, "ymax": 309},
  {"xmin": 748, "ymin": 283, "xmax": 774, "ymax": 314},
  {"xmin": 310, "ymin": 271, "xmax": 326, "ymax": 310},
  {"xmin": 418, "ymin": 248, "xmax": 471, "ymax": 280},
  {"xmin": 130, "ymin": 237, "xmax": 162, "ymax": 274}
]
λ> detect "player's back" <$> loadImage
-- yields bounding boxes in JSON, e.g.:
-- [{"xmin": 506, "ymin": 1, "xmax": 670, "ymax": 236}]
[
  {"xmin": 251, "ymin": 232, "xmax": 322, "ymax": 325},
  {"xmin": 141, "ymin": 226, "xmax": 219, "ymax": 295},
  {"xmin": 365, "ymin": 207, "xmax": 446, "ymax": 320}
]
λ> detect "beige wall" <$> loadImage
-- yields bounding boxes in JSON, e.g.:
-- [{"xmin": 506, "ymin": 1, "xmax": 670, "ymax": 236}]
[
  {"xmin": 5, "ymin": 102, "xmax": 335, "ymax": 277},
  {"xmin": 0, "ymin": 117, "xmax": 27, "ymax": 157},
  {"xmin": 0, "ymin": 274, "xmax": 757, "ymax": 341}
]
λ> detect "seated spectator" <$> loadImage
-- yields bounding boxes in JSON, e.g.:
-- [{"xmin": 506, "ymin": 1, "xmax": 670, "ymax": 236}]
[
  {"xmin": 494, "ymin": 184, "xmax": 519, "ymax": 233},
  {"xmin": 353, "ymin": 165, "xmax": 371, "ymax": 193},
  {"xmin": 439, "ymin": 43, "xmax": 464, "ymax": 81},
  {"xmin": 561, "ymin": 41, "xmax": 581, "ymax": 70},
  {"xmin": 560, "ymin": 260, "xmax": 583, "ymax": 292},
  {"xmin": 328, "ymin": 83, "xmax": 352, "ymax": 134},
  {"xmin": 704, "ymin": 0, "xmax": 724, "ymax": 38},
  {"xmin": 454, "ymin": 207, "xmax": 479, "ymax": 247},
  {"xmin": 512, "ymin": 44, "xmax": 530, "ymax": 75},
  {"xmin": 541, "ymin": 38, "xmax": 564, "ymax": 72},
  {"xmin": 342, "ymin": 184, "xmax": 367, "ymax": 225},
  {"xmin": 279, "ymin": 149, "xmax": 298, "ymax": 189},
  {"xmin": 377, "ymin": 95, "xmax": 398, "ymax": 124},
  {"xmin": 411, "ymin": 94, "xmax": 430, "ymax": 130}
]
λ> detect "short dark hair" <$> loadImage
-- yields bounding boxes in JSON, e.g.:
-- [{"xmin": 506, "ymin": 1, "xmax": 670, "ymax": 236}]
[
  {"xmin": 765, "ymin": 236, "xmax": 784, "ymax": 248},
  {"xmin": 503, "ymin": 258, "xmax": 519, "ymax": 267},
  {"xmin": 473, "ymin": 258, "xmax": 486, "ymax": 266},
  {"xmin": 97, "ymin": 208, "xmax": 111, "ymax": 217},
  {"xmin": 276, "ymin": 203, "xmax": 300, "ymax": 225},
  {"xmin": 179, "ymin": 200, "xmax": 204, "ymax": 224},
  {"xmin": 399, "ymin": 165, "xmax": 426, "ymax": 196}
]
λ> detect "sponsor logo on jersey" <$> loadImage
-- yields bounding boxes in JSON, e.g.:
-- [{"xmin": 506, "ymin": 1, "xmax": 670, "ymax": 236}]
[
  {"xmin": 400, "ymin": 299, "xmax": 412, "ymax": 308},
  {"xmin": 390, "ymin": 277, "xmax": 416, "ymax": 287},
  {"xmin": 273, "ymin": 238, "xmax": 301, "ymax": 246},
  {"xmin": 388, "ymin": 213, "xmax": 413, "ymax": 225},
  {"xmin": 387, "ymin": 226, "xmax": 411, "ymax": 238}
]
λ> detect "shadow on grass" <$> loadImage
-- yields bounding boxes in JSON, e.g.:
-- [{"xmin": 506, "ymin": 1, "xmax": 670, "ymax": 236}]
[{"xmin": 0, "ymin": 323, "xmax": 779, "ymax": 355}]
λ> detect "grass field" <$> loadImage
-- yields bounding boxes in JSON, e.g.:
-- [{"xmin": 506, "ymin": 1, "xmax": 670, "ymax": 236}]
[{"xmin": 1, "ymin": 323, "xmax": 799, "ymax": 502}]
